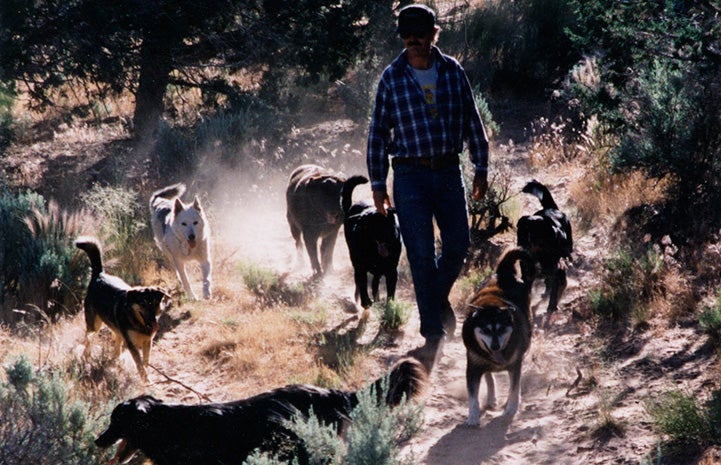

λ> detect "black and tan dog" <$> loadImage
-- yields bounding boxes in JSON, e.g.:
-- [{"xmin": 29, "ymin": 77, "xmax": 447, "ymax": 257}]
[
  {"xmin": 461, "ymin": 247, "xmax": 535, "ymax": 425},
  {"xmin": 76, "ymin": 237, "xmax": 168, "ymax": 382},
  {"xmin": 517, "ymin": 179, "xmax": 573, "ymax": 315},
  {"xmin": 286, "ymin": 164, "xmax": 353, "ymax": 276},
  {"xmin": 95, "ymin": 357, "xmax": 427, "ymax": 465},
  {"xmin": 341, "ymin": 175, "xmax": 402, "ymax": 309}
]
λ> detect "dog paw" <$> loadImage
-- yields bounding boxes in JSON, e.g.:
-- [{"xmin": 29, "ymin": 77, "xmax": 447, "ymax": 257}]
[{"xmin": 464, "ymin": 416, "xmax": 481, "ymax": 427}]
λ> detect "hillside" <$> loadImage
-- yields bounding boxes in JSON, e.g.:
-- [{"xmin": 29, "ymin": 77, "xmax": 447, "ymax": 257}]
[{"xmin": 1, "ymin": 116, "xmax": 720, "ymax": 465}]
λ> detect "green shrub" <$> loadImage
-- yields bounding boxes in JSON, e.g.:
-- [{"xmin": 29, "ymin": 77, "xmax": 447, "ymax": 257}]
[
  {"xmin": 0, "ymin": 81, "xmax": 14, "ymax": 156},
  {"xmin": 647, "ymin": 389, "xmax": 721, "ymax": 450},
  {"xmin": 375, "ymin": 299, "xmax": 411, "ymax": 332},
  {"xmin": 78, "ymin": 183, "xmax": 150, "ymax": 282},
  {"xmin": 0, "ymin": 189, "xmax": 90, "ymax": 323},
  {"xmin": 0, "ymin": 356, "xmax": 112, "ymax": 465},
  {"xmin": 240, "ymin": 262, "xmax": 309, "ymax": 307},
  {"xmin": 589, "ymin": 247, "xmax": 663, "ymax": 325},
  {"xmin": 699, "ymin": 289, "xmax": 721, "ymax": 346},
  {"xmin": 244, "ymin": 377, "xmax": 423, "ymax": 465}
]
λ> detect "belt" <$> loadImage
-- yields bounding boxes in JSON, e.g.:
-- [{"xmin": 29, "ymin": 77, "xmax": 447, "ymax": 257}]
[{"xmin": 391, "ymin": 153, "xmax": 460, "ymax": 170}]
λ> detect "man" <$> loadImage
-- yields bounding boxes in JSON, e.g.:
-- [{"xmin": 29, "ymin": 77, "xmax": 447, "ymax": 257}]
[{"xmin": 366, "ymin": 3, "xmax": 489, "ymax": 370}]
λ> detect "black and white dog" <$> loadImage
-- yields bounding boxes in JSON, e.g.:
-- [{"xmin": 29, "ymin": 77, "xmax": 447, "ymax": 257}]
[{"xmin": 341, "ymin": 176, "xmax": 402, "ymax": 309}]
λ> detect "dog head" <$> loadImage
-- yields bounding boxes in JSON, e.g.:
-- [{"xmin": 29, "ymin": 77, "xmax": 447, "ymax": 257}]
[
  {"xmin": 96, "ymin": 395, "xmax": 163, "ymax": 464},
  {"xmin": 369, "ymin": 208, "xmax": 400, "ymax": 258},
  {"xmin": 171, "ymin": 196, "xmax": 207, "ymax": 249},
  {"xmin": 465, "ymin": 300, "xmax": 516, "ymax": 365},
  {"xmin": 125, "ymin": 287, "xmax": 169, "ymax": 335}
]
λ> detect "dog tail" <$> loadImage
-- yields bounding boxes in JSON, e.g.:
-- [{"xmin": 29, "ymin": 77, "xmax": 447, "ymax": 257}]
[
  {"xmin": 522, "ymin": 179, "xmax": 558, "ymax": 210},
  {"xmin": 495, "ymin": 247, "xmax": 536, "ymax": 289},
  {"xmin": 341, "ymin": 175, "xmax": 369, "ymax": 214},
  {"xmin": 150, "ymin": 183, "xmax": 186, "ymax": 208},
  {"xmin": 353, "ymin": 357, "xmax": 428, "ymax": 408},
  {"xmin": 75, "ymin": 236, "xmax": 104, "ymax": 278}
]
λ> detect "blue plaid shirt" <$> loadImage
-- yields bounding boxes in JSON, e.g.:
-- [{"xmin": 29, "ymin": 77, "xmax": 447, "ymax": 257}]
[{"xmin": 367, "ymin": 46, "xmax": 489, "ymax": 192}]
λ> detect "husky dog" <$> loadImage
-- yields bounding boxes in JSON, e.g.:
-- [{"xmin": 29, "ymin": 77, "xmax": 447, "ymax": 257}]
[
  {"xmin": 461, "ymin": 247, "xmax": 536, "ymax": 425},
  {"xmin": 286, "ymin": 164, "xmax": 347, "ymax": 276},
  {"xmin": 96, "ymin": 358, "xmax": 427, "ymax": 465},
  {"xmin": 76, "ymin": 237, "xmax": 168, "ymax": 382},
  {"xmin": 150, "ymin": 183, "xmax": 212, "ymax": 300},
  {"xmin": 517, "ymin": 179, "xmax": 572, "ymax": 315},
  {"xmin": 341, "ymin": 175, "xmax": 402, "ymax": 308}
]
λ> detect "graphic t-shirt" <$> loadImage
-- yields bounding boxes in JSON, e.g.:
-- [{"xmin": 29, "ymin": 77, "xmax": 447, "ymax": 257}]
[{"xmin": 412, "ymin": 62, "xmax": 439, "ymax": 119}]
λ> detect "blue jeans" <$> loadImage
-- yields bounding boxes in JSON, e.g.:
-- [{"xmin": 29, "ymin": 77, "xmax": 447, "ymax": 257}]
[{"xmin": 392, "ymin": 163, "xmax": 470, "ymax": 339}]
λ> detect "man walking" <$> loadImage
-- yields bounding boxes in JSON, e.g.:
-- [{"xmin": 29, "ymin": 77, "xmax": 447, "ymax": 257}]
[{"xmin": 367, "ymin": 3, "xmax": 489, "ymax": 370}]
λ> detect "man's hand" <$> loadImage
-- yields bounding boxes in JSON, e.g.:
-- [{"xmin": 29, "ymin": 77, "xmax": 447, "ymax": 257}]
[
  {"xmin": 373, "ymin": 190, "xmax": 392, "ymax": 216},
  {"xmin": 472, "ymin": 172, "xmax": 488, "ymax": 201}
]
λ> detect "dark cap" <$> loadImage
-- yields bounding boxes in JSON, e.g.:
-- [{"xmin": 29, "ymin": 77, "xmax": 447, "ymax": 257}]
[{"xmin": 397, "ymin": 4, "xmax": 436, "ymax": 36}]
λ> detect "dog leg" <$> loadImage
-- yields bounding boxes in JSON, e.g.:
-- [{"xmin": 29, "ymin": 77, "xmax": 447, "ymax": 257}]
[
  {"xmin": 371, "ymin": 273, "xmax": 381, "ymax": 302},
  {"xmin": 504, "ymin": 363, "xmax": 523, "ymax": 417},
  {"xmin": 303, "ymin": 232, "xmax": 323, "ymax": 275},
  {"xmin": 201, "ymin": 259, "xmax": 212, "ymax": 299},
  {"xmin": 386, "ymin": 270, "xmax": 398, "ymax": 301},
  {"xmin": 320, "ymin": 231, "xmax": 339, "ymax": 274},
  {"xmin": 465, "ymin": 363, "xmax": 484, "ymax": 426},
  {"xmin": 483, "ymin": 372, "xmax": 497, "ymax": 410},
  {"xmin": 356, "ymin": 269, "xmax": 372, "ymax": 308},
  {"xmin": 547, "ymin": 267, "xmax": 567, "ymax": 314},
  {"xmin": 173, "ymin": 257, "xmax": 198, "ymax": 300},
  {"xmin": 123, "ymin": 336, "xmax": 149, "ymax": 382}
]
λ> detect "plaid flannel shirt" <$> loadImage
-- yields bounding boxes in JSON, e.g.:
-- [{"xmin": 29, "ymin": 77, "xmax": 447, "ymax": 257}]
[{"xmin": 366, "ymin": 46, "xmax": 489, "ymax": 192}]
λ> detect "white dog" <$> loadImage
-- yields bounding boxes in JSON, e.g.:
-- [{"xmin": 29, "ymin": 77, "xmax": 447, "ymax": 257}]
[{"xmin": 150, "ymin": 183, "xmax": 212, "ymax": 300}]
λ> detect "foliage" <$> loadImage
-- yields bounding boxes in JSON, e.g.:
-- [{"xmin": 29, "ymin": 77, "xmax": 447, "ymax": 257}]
[
  {"xmin": 0, "ymin": 356, "xmax": 111, "ymax": 465},
  {"xmin": 0, "ymin": 82, "xmax": 14, "ymax": 156},
  {"xmin": 240, "ymin": 262, "xmax": 310, "ymax": 307},
  {"xmin": 374, "ymin": 299, "xmax": 411, "ymax": 332},
  {"xmin": 589, "ymin": 247, "xmax": 664, "ymax": 325},
  {"xmin": 699, "ymin": 288, "xmax": 721, "ymax": 346},
  {"xmin": 565, "ymin": 0, "xmax": 721, "ymax": 239},
  {"xmin": 78, "ymin": 184, "xmax": 149, "ymax": 282},
  {"xmin": 647, "ymin": 388, "xmax": 721, "ymax": 450},
  {"xmin": 442, "ymin": 0, "xmax": 579, "ymax": 95},
  {"xmin": 0, "ymin": 188, "xmax": 89, "ymax": 323},
  {"xmin": 243, "ymin": 378, "xmax": 423, "ymax": 465},
  {"xmin": 1, "ymin": 0, "xmax": 392, "ymax": 138}
]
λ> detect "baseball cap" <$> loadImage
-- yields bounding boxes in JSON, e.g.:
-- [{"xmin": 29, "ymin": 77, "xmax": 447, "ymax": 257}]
[{"xmin": 397, "ymin": 4, "xmax": 436, "ymax": 37}]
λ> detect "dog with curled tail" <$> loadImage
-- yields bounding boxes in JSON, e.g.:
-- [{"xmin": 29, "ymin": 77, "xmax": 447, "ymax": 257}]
[{"xmin": 150, "ymin": 183, "xmax": 212, "ymax": 300}]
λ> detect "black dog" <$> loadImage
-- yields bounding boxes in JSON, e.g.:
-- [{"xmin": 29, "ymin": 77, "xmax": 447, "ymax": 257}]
[
  {"xmin": 286, "ymin": 164, "xmax": 350, "ymax": 276},
  {"xmin": 516, "ymin": 179, "xmax": 573, "ymax": 315},
  {"xmin": 341, "ymin": 176, "xmax": 402, "ymax": 309},
  {"xmin": 95, "ymin": 358, "xmax": 427, "ymax": 465}
]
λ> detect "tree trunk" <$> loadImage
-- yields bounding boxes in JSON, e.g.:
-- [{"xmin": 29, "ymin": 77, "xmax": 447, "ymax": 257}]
[{"xmin": 133, "ymin": 33, "xmax": 173, "ymax": 141}]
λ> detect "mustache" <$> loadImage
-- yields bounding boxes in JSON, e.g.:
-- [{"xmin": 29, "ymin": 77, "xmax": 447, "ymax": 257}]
[{"xmin": 407, "ymin": 41, "xmax": 422, "ymax": 47}]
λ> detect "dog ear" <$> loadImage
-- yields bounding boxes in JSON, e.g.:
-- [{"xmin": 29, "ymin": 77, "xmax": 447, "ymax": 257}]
[
  {"xmin": 174, "ymin": 198, "xmax": 184, "ymax": 214},
  {"xmin": 192, "ymin": 195, "xmax": 203, "ymax": 212}
]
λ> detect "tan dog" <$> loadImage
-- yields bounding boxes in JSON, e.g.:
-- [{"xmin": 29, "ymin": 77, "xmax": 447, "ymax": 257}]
[
  {"xmin": 76, "ymin": 237, "xmax": 168, "ymax": 382},
  {"xmin": 150, "ymin": 183, "xmax": 212, "ymax": 299},
  {"xmin": 461, "ymin": 247, "xmax": 536, "ymax": 425}
]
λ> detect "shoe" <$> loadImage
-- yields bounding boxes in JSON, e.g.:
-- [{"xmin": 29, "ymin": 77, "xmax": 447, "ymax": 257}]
[
  {"xmin": 408, "ymin": 336, "xmax": 445, "ymax": 372},
  {"xmin": 441, "ymin": 301, "xmax": 457, "ymax": 338}
]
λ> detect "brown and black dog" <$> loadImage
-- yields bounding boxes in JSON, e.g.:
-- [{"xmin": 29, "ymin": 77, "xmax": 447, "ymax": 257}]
[
  {"xmin": 76, "ymin": 237, "xmax": 168, "ymax": 382},
  {"xmin": 95, "ymin": 357, "xmax": 427, "ymax": 465},
  {"xmin": 286, "ymin": 164, "xmax": 356, "ymax": 276},
  {"xmin": 517, "ymin": 179, "xmax": 573, "ymax": 316},
  {"xmin": 461, "ymin": 247, "xmax": 535, "ymax": 425}
]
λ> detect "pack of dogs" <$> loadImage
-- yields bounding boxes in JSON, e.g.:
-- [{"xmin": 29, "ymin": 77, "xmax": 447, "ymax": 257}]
[{"xmin": 77, "ymin": 167, "xmax": 570, "ymax": 462}]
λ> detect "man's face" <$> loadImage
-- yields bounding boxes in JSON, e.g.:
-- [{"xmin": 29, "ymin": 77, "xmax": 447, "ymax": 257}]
[{"xmin": 401, "ymin": 30, "xmax": 433, "ymax": 60}]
